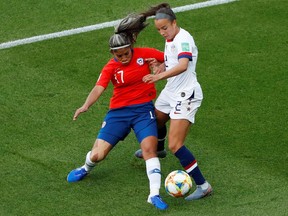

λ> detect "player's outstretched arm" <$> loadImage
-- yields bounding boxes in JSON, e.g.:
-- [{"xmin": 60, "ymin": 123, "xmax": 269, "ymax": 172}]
[
  {"xmin": 73, "ymin": 85, "xmax": 105, "ymax": 120},
  {"xmin": 143, "ymin": 58, "xmax": 189, "ymax": 83}
]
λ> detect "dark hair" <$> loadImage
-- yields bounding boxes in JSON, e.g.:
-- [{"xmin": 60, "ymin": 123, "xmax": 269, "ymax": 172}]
[
  {"xmin": 109, "ymin": 3, "xmax": 176, "ymax": 50},
  {"xmin": 109, "ymin": 14, "xmax": 148, "ymax": 50},
  {"xmin": 141, "ymin": 3, "xmax": 176, "ymax": 21},
  {"xmin": 109, "ymin": 33, "xmax": 131, "ymax": 50}
]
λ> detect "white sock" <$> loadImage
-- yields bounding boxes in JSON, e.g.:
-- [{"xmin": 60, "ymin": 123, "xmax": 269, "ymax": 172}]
[
  {"xmin": 83, "ymin": 151, "xmax": 96, "ymax": 172},
  {"xmin": 146, "ymin": 157, "xmax": 161, "ymax": 197},
  {"xmin": 200, "ymin": 181, "xmax": 209, "ymax": 190}
]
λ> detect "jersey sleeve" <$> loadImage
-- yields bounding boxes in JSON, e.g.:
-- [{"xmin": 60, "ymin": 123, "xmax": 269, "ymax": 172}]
[
  {"xmin": 96, "ymin": 61, "xmax": 113, "ymax": 88},
  {"xmin": 142, "ymin": 48, "xmax": 164, "ymax": 62},
  {"xmin": 177, "ymin": 37, "xmax": 193, "ymax": 61}
]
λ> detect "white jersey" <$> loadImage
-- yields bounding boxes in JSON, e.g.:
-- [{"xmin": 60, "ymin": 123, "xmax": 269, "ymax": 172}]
[{"xmin": 164, "ymin": 28, "xmax": 199, "ymax": 100}]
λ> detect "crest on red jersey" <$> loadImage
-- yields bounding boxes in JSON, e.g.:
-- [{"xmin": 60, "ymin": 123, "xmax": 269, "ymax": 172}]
[{"xmin": 137, "ymin": 58, "xmax": 144, "ymax": 66}]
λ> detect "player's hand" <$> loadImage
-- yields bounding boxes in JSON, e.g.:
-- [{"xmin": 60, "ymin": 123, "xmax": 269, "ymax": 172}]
[
  {"xmin": 145, "ymin": 58, "xmax": 159, "ymax": 67},
  {"xmin": 153, "ymin": 65, "xmax": 165, "ymax": 74},
  {"xmin": 142, "ymin": 74, "xmax": 162, "ymax": 83},
  {"xmin": 145, "ymin": 58, "xmax": 164, "ymax": 74},
  {"xmin": 73, "ymin": 106, "xmax": 88, "ymax": 120}
]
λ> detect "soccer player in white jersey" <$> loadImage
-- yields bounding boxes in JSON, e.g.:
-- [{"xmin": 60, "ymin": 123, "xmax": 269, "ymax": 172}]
[{"xmin": 135, "ymin": 3, "xmax": 213, "ymax": 200}]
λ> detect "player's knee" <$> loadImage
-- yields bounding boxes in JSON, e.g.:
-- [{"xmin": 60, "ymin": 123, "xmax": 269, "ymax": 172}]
[
  {"xmin": 141, "ymin": 145, "xmax": 157, "ymax": 160},
  {"xmin": 168, "ymin": 142, "xmax": 183, "ymax": 154}
]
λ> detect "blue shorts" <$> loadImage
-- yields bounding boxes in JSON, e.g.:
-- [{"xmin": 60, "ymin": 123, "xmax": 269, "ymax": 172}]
[{"xmin": 97, "ymin": 102, "xmax": 157, "ymax": 146}]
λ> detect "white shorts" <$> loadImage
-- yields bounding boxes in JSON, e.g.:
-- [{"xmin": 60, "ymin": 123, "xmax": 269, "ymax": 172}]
[{"xmin": 155, "ymin": 84, "xmax": 203, "ymax": 123}]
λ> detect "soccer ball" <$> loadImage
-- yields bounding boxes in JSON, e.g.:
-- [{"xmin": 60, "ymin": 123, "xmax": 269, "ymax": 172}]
[{"xmin": 164, "ymin": 170, "xmax": 192, "ymax": 198}]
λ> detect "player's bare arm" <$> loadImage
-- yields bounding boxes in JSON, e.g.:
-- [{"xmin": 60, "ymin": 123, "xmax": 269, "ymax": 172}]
[
  {"xmin": 143, "ymin": 58, "xmax": 189, "ymax": 83},
  {"xmin": 73, "ymin": 85, "xmax": 105, "ymax": 120}
]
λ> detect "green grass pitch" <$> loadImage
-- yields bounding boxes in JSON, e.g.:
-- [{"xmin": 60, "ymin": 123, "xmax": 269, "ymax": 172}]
[{"xmin": 0, "ymin": 0, "xmax": 287, "ymax": 215}]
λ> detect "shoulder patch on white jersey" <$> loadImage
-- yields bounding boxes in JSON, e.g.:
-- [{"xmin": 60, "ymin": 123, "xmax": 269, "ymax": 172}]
[{"xmin": 181, "ymin": 42, "xmax": 190, "ymax": 52}]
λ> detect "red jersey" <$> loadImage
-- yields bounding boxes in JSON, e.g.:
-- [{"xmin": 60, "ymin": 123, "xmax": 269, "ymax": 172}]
[{"xmin": 96, "ymin": 48, "xmax": 164, "ymax": 109}]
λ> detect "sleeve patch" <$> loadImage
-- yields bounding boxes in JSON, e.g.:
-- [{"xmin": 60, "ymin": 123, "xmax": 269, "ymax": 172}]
[{"xmin": 181, "ymin": 42, "xmax": 190, "ymax": 52}]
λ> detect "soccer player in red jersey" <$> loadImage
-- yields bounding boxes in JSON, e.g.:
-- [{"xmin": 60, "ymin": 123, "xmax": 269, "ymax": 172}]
[{"xmin": 67, "ymin": 14, "xmax": 168, "ymax": 210}]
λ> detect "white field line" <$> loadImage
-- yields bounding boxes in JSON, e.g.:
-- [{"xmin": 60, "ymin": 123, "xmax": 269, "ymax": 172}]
[{"xmin": 0, "ymin": 0, "xmax": 237, "ymax": 50}]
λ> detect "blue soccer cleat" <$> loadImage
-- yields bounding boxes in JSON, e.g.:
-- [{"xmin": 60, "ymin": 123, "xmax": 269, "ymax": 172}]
[
  {"xmin": 67, "ymin": 167, "xmax": 88, "ymax": 182},
  {"xmin": 134, "ymin": 149, "xmax": 167, "ymax": 159},
  {"xmin": 148, "ymin": 195, "xmax": 168, "ymax": 210},
  {"xmin": 185, "ymin": 182, "xmax": 213, "ymax": 200}
]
